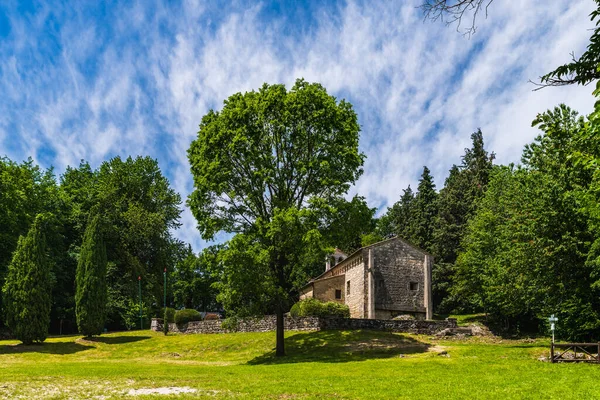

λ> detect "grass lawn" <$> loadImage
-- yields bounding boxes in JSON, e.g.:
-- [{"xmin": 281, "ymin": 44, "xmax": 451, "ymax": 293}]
[{"xmin": 0, "ymin": 329, "xmax": 599, "ymax": 399}]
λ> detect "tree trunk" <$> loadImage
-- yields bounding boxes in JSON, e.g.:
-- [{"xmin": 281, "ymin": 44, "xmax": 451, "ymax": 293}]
[{"xmin": 275, "ymin": 305, "xmax": 285, "ymax": 356}]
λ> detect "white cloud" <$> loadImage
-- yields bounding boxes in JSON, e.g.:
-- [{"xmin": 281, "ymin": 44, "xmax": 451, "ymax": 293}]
[{"xmin": 0, "ymin": 0, "xmax": 596, "ymax": 250}]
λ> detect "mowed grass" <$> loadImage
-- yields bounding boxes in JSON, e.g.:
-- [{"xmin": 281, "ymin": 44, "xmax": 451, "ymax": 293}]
[{"xmin": 0, "ymin": 329, "xmax": 599, "ymax": 399}]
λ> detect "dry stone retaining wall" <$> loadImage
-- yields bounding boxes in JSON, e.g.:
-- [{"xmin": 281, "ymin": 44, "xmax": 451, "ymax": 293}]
[{"xmin": 151, "ymin": 316, "xmax": 456, "ymax": 335}]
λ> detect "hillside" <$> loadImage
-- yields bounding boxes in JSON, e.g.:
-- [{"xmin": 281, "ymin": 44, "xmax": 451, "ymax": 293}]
[{"xmin": 0, "ymin": 329, "xmax": 598, "ymax": 399}]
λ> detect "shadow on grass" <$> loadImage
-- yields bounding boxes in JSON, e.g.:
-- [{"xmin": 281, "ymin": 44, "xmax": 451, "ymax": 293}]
[
  {"xmin": 248, "ymin": 329, "xmax": 430, "ymax": 365},
  {"xmin": 0, "ymin": 341, "xmax": 93, "ymax": 355},
  {"xmin": 84, "ymin": 335, "xmax": 151, "ymax": 344}
]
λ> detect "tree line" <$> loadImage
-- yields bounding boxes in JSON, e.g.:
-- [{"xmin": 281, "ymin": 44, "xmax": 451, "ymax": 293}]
[{"xmin": 0, "ymin": 156, "xmax": 222, "ymax": 342}]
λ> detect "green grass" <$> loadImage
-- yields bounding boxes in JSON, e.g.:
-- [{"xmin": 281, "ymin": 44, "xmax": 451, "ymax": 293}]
[{"xmin": 1, "ymin": 329, "xmax": 599, "ymax": 399}]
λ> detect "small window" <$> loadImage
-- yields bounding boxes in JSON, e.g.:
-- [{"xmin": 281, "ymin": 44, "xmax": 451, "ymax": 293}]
[
  {"xmin": 346, "ymin": 280, "xmax": 351, "ymax": 295},
  {"xmin": 410, "ymin": 282, "xmax": 419, "ymax": 291},
  {"xmin": 335, "ymin": 289, "xmax": 342, "ymax": 299}
]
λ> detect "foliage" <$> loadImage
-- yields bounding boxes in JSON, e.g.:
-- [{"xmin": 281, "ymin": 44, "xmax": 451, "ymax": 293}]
[
  {"xmin": 188, "ymin": 79, "xmax": 363, "ymax": 356},
  {"xmin": 454, "ymin": 106, "xmax": 600, "ymax": 339},
  {"xmin": 163, "ymin": 307, "xmax": 170, "ymax": 335},
  {"xmin": 163, "ymin": 307, "xmax": 176, "ymax": 323},
  {"xmin": 539, "ymin": 1, "xmax": 600, "ymax": 88},
  {"xmin": 2, "ymin": 214, "xmax": 54, "ymax": 344},
  {"xmin": 432, "ymin": 130, "xmax": 494, "ymax": 312},
  {"xmin": 220, "ymin": 316, "xmax": 240, "ymax": 331},
  {"xmin": 119, "ymin": 298, "xmax": 151, "ymax": 331},
  {"xmin": 174, "ymin": 309, "xmax": 203, "ymax": 325},
  {"xmin": 75, "ymin": 212, "xmax": 108, "ymax": 337},
  {"xmin": 289, "ymin": 298, "xmax": 350, "ymax": 318},
  {"xmin": 172, "ymin": 245, "xmax": 220, "ymax": 312},
  {"xmin": 319, "ymin": 195, "xmax": 377, "ymax": 254},
  {"xmin": 0, "ymin": 158, "xmax": 60, "ymax": 328},
  {"xmin": 378, "ymin": 185, "xmax": 415, "ymax": 240}
]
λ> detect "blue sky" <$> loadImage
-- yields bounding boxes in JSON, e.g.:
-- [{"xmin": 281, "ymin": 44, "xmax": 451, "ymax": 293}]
[{"xmin": 0, "ymin": 0, "xmax": 596, "ymax": 251}]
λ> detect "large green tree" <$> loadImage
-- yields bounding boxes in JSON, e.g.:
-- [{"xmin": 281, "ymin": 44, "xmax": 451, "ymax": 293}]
[
  {"xmin": 412, "ymin": 166, "xmax": 438, "ymax": 252},
  {"xmin": 2, "ymin": 214, "xmax": 54, "ymax": 344},
  {"xmin": 454, "ymin": 106, "xmax": 599, "ymax": 338},
  {"xmin": 58, "ymin": 157, "xmax": 182, "ymax": 330},
  {"xmin": 432, "ymin": 130, "xmax": 494, "ymax": 311},
  {"xmin": 172, "ymin": 245, "xmax": 221, "ymax": 312},
  {"xmin": 320, "ymin": 195, "xmax": 377, "ymax": 255},
  {"xmin": 0, "ymin": 158, "xmax": 59, "ymax": 326},
  {"xmin": 379, "ymin": 185, "xmax": 416, "ymax": 240},
  {"xmin": 75, "ymin": 212, "xmax": 108, "ymax": 337},
  {"xmin": 188, "ymin": 79, "xmax": 364, "ymax": 356}
]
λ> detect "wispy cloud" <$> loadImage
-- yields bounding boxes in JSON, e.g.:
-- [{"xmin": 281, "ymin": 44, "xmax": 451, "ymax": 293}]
[{"xmin": 0, "ymin": 0, "xmax": 595, "ymax": 250}]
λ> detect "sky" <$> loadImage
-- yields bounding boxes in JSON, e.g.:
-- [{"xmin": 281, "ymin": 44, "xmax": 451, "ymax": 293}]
[{"xmin": 0, "ymin": 0, "xmax": 596, "ymax": 251}]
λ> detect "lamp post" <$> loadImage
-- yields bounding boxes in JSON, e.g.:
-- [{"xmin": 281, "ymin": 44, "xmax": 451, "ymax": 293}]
[
  {"xmin": 549, "ymin": 314, "xmax": 558, "ymax": 344},
  {"xmin": 138, "ymin": 275, "xmax": 142, "ymax": 330}
]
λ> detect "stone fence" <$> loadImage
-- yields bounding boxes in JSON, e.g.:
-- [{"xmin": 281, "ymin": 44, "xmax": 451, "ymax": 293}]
[{"xmin": 151, "ymin": 316, "xmax": 457, "ymax": 335}]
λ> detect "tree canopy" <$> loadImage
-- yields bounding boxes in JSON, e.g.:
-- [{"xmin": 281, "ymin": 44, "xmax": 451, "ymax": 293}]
[{"xmin": 188, "ymin": 79, "xmax": 364, "ymax": 355}]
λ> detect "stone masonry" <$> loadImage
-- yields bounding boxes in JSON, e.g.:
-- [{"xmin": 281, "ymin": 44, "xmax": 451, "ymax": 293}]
[
  {"xmin": 151, "ymin": 316, "xmax": 457, "ymax": 335},
  {"xmin": 300, "ymin": 237, "xmax": 433, "ymax": 320}
]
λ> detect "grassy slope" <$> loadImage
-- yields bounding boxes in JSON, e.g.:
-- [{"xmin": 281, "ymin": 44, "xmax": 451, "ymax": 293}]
[{"xmin": 0, "ymin": 329, "xmax": 599, "ymax": 399}]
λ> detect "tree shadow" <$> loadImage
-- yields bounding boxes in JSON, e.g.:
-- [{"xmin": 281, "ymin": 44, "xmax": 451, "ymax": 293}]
[
  {"xmin": 83, "ymin": 335, "xmax": 151, "ymax": 345},
  {"xmin": 0, "ymin": 341, "xmax": 93, "ymax": 355},
  {"xmin": 248, "ymin": 330, "xmax": 431, "ymax": 365}
]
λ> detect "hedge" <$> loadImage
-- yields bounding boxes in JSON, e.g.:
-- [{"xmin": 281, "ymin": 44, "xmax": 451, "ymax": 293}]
[
  {"xmin": 174, "ymin": 309, "xmax": 202, "ymax": 324},
  {"xmin": 289, "ymin": 298, "xmax": 350, "ymax": 318}
]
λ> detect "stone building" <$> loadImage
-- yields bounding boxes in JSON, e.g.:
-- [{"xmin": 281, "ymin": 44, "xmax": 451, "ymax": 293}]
[{"xmin": 299, "ymin": 237, "xmax": 433, "ymax": 320}]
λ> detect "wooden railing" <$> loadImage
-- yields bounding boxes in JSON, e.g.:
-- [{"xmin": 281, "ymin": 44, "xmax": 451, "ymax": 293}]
[{"xmin": 551, "ymin": 343, "xmax": 600, "ymax": 363}]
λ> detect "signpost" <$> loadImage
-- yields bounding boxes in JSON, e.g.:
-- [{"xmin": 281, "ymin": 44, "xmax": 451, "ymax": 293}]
[{"xmin": 549, "ymin": 314, "xmax": 558, "ymax": 344}]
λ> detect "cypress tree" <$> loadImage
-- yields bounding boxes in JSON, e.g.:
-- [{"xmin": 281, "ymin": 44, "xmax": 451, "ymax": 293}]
[
  {"xmin": 75, "ymin": 213, "xmax": 107, "ymax": 337},
  {"xmin": 2, "ymin": 214, "xmax": 53, "ymax": 344}
]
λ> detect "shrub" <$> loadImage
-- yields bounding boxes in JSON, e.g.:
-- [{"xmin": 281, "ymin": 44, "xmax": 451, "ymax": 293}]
[
  {"xmin": 221, "ymin": 316, "xmax": 240, "ymax": 332},
  {"xmin": 323, "ymin": 301, "xmax": 351, "ymax": 318},
  {"xmin": 163, "ymin": 307, "xmax": 176, "ymax": 323},
  {"xmin": 174, "ymin": 309, "xmax": 202, "ymax": 324},
  {"xmin": 289, "ymin": 298, "xmax": 350, "ymax": 318}
]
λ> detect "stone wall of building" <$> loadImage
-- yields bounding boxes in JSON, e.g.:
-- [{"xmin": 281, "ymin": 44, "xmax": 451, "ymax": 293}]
[
  {"xmin": 151, "ymin": 316, "xmax": 457, "ymax": 336},
  {"xmin": 312, "ymin": 275, "xmax": 345, "ymax": 303},
  {"xmin": 344, "ymin": 260, "xmax": 366, "ymax": 318},
  {"xmin": 299, "ymin": 285, "xmax": 313, "ymax": 300},
  {"xmin": 372, "ymin": 238, "xmax": 427, "ymax": 315}
]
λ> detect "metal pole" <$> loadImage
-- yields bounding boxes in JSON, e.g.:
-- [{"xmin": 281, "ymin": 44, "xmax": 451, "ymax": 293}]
[{"xmin": 138, "ymin": 276, "xmax": 142, "ymax": 330}]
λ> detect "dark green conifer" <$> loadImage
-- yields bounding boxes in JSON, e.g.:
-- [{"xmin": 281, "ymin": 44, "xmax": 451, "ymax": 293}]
[
  {"xmin": 2, "ymin": 214, "xmax": 53, "ymax": 344},
  {"xmin": 75, "ymin": 212, "xmax": 107, "ymax": 337},
  {"xmin": 412, "ymin": 166, "xmax": 438, "ymax": 252}
]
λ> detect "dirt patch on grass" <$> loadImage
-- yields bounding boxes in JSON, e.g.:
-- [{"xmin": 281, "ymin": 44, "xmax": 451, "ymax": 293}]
[{"xmin": 126, "ymin": 386, "xmax": 201, "ymax": 396}]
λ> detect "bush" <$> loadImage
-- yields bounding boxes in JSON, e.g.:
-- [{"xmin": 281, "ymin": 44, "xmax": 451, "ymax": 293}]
[
  {"xmin": 221, "ymin": 316, "xmax": 240, "ymax": 332},
  {"xmin": 174, "ymin": 309, "xmax": 202, "ymax": 324},
  {"xmin": 163, "ymin": 307, "xmax": 176, "ymax": 323},
  {"xmin": 289, "ymin": 298, "xmax": 350, "ymax": 318}
]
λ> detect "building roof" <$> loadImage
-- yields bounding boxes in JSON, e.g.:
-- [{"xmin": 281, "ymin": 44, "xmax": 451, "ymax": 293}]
[{"xmin": 301, "ymin": 236, "xmax": 430, "ymax": 289}]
